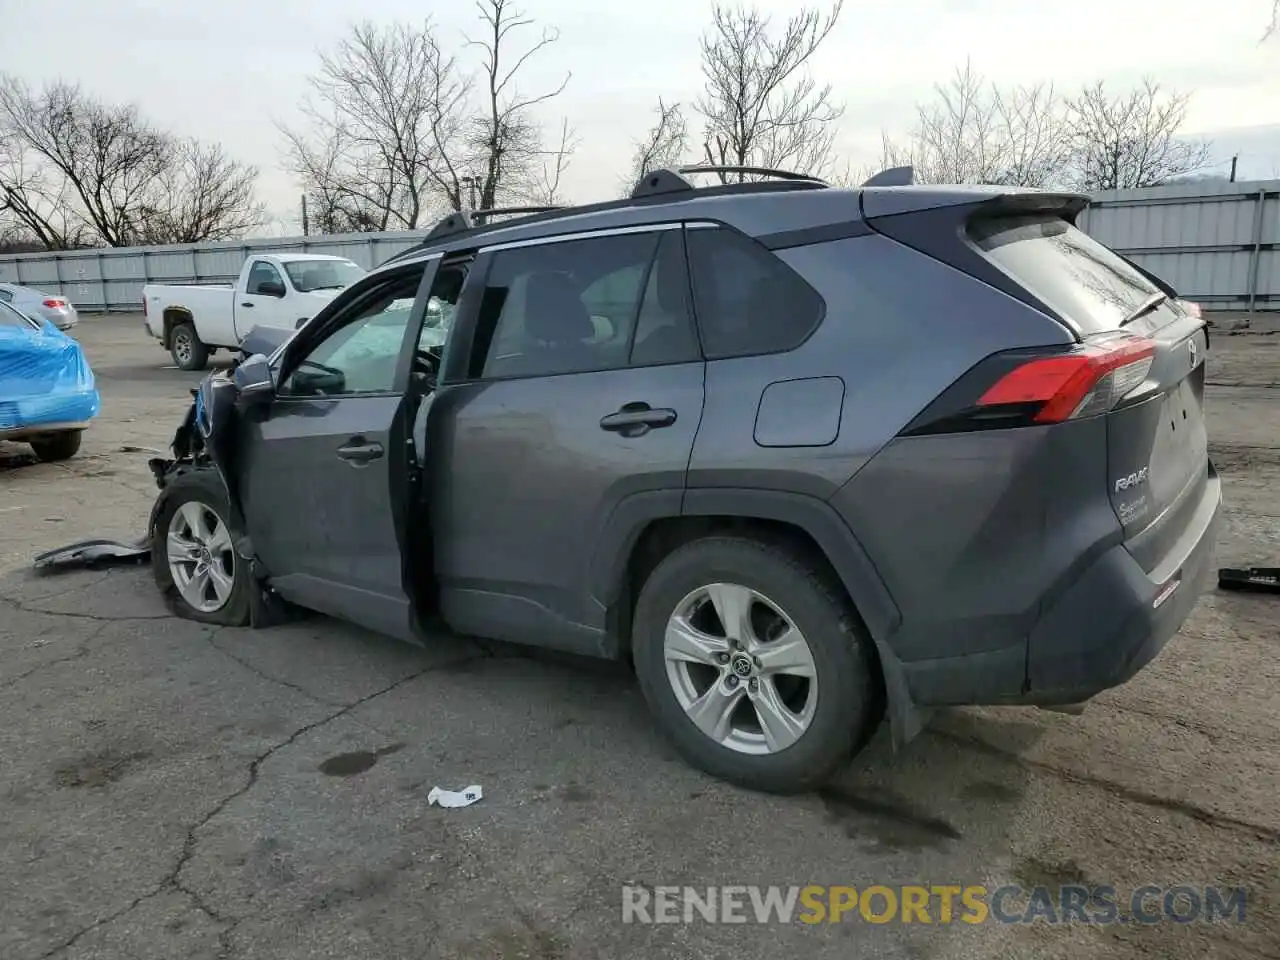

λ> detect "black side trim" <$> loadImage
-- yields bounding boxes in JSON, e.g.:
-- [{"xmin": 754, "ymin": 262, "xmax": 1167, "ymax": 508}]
[
  {"xmin": 681, "ymin": 488, "xmax": 901, "ymax": 644},
  {"xmin": 863, "ymin": 194, "xmax": 1077, "ymax": 325},
  {"xmin": 758, "ymin": 219, "xmax": 873, "ymax": 250}
]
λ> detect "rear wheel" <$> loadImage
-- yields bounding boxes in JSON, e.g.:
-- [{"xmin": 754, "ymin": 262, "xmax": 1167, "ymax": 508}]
[
  {"xmin": 30, "ymin": 430, "xmax": 82, "ymax": 462},
  {"xmin": 632, "ymin": 536, "xmax": 880, "ymax": 794},
  {"xmin": 151, "ymin": 469, "xmax": 250, "ymax": 625},
  {"xmin": 169, "ymin": 321, "xmax": 209, "ymax": 371}
]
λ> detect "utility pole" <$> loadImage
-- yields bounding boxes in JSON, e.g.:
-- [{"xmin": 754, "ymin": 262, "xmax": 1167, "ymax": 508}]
[
  {"xmin": 300, "ymin": 194, "xmax": 309, "ymax": 236},
  {"xmin": 1230, "ymin": 155, "xmax": 1239, "ymax": 183}
]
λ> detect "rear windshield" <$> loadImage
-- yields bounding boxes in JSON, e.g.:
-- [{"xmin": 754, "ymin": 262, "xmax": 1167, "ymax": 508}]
[{"xmin": 969, "ymin": 215, "xmax": 1172, "ymax": 334}]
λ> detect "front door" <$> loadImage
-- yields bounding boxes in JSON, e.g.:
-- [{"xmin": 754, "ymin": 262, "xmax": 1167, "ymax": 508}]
[
  {"xmin": 240, "ymin": 259, "xmax": 295, "ymax": 336},
  {"xmin": 429, "ymin": 227, "xmax": 706, "ymax": 653},
  {"xmin": 239, "ymin": 261, "xmax": 436, "ymax": 641}
]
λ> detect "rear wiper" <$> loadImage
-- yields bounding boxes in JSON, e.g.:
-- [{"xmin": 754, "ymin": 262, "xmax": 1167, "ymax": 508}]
[{"xmin": 1119, "ymin": 291, "xmax": 1168, "ymax": 327}]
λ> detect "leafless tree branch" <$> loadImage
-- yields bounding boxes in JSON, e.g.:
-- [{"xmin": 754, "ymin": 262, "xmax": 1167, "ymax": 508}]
[
  {"xmin": 0, "ymin": 76, "xmax": 261, "ymax": 248},
  {"xmin": 696, "ymin": 1, "xmax": 844, "ymax": 182},
  {"xmin": 623, "ymin": 99, "xmax": 689, "ymax": 195},
  {"xmin": 1063, "ymin": 79, "xmax": 1210, "ymax": 190}
]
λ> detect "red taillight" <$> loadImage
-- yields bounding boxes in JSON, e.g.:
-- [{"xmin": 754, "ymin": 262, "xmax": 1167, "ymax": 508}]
[
  {"xmin": 42, "ymin": 298, "xmax": 67, "ymax": 308},
  {"xmin": 977, "ymin": 336, "xmax": 1156, "ymax": 423}
]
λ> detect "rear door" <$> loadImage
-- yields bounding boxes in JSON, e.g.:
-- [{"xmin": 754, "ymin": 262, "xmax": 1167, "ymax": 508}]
[
  {"xmin": 970, "ymin": 215, "xmax": 1210, "ymax": 571},
  {"xmin": 238, "ymin": 259, "xmax": 438, "ymax": 641},
  {"xmin": 427, "ymin": 226, "xmax": 705, "ymax": 651}
]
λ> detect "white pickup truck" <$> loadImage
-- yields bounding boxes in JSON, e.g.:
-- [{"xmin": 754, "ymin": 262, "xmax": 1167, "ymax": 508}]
[{"xmin": 142, "ymin": 253, "xmax": 367, "ymax": 370}]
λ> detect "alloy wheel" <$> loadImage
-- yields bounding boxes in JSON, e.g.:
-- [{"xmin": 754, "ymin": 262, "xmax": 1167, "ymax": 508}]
[
  {"xmin": 166, "ymin": 500, "xmax": 235, "ymax": 612},
  {"xmin": 663, "ymin": 582, "xmax": 818, "ymax": 755}
]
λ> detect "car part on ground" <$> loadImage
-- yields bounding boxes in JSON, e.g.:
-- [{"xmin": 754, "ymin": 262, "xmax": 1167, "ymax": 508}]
[
  {"xmin": 39, "ymin": 164, "xmax": 1222, "ymax": 794},
  {"xmin": 1217, "ymin": 567, "xmax": 1280, "ymax": 594},
  {"xmin": 0, "ymin": 299, "xmax": 98, "ymax": 462},
  {"xmin": 32, "ymin": 538, "xmax": 151, "ymax": 573}
]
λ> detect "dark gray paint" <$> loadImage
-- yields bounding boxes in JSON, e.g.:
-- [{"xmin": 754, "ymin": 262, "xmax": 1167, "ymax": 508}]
[
  {"xmin": 754, "ymin": 377, "xmax": 844, "ymax": 447},
  {"xmin": 218, "ymin": 179, "xmax": 1221, "ymax": 754}
]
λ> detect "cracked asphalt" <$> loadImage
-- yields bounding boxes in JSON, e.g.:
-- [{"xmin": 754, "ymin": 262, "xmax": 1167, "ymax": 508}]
[{"xmin": 1, "ymin": 315, "xmax": 1277, "ymax": 960}]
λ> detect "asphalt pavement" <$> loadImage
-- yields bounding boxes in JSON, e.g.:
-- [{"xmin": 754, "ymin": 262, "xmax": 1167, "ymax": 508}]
[{"xmin": 1, "ymin": 315, "xmax": 1277, "ymax": 959}]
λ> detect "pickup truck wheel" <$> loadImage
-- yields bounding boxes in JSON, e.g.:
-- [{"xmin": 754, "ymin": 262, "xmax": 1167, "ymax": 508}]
[
  {"xmin": 29, "ymin": 430, "xmax": 83, "ymax": 463},
  {"xmin": 631, "ymin": 536, "xmax": 879, "ymax": 794},
  {"xmin": 170, "ymin": 322, "xmax": 209, "ymax": 371},
  {"xmin": 151, "ymin": 469, "xmax": 250, "ymax": 626}
]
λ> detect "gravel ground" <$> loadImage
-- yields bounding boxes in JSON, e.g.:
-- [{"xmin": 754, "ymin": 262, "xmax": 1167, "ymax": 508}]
[{"xmin": 0, "ymin": 315, "xmax": 1276, "ymax": 960}]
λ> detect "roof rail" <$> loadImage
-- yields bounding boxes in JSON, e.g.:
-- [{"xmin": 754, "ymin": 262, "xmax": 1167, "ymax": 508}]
[
  {"xmin": 630, "ymin": 164, "xmax": 828, "ymax": 199},
  {"xmin": 422, "ymin": 205, "xmax": 563, "ymax": 243},
  {"xmin": 861, "ymin": 165, "xmax": 915, "ymax": 187}
]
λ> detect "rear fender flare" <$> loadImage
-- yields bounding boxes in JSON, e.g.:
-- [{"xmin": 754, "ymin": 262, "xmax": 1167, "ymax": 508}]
[{"xmin": 592, "ymin": 487, "xmax": 924, "ymax": 749}]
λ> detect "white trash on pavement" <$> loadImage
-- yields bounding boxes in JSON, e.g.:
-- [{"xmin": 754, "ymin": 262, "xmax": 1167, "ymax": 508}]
[{"xmin": 428, "ymin": 784, "xmax": 483, "ymax": 808}]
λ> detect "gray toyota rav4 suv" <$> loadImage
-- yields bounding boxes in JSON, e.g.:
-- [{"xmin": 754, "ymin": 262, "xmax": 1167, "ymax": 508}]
[{"xmin": 148, "ymin": 165, "xmax": 1221, "ymax": 794}]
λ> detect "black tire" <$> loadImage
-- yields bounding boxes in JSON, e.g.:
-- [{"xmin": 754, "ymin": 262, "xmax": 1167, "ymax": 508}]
[
  {"xmin": 169, "ymin": 321, "xmax": 209, "ymax": 371},
  {"xmin": 151, "ymin": 468, "xmax": 251, "ymax": 626},
  {"xmin": 30, "ymin": 430, "xmax": 82, "ymax": 462},
  {"xmin": 632, "ymin": 536, "xmax": 880, "ymax": 794}
]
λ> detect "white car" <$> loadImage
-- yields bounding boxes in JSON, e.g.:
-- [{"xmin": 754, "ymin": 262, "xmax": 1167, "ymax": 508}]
[
  {"xmin": 0, "ymin": 282, "xmax": 78, "ymax": 330},
  {"xmin": 142, "ymin": 254, "xmax": 366, "ymax": 370}
]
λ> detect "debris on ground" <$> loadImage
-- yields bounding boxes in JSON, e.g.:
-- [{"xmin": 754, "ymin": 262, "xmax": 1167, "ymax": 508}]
[{"xmin": 428, "ymin": 785, "xmax": 484, "ymax": 808}]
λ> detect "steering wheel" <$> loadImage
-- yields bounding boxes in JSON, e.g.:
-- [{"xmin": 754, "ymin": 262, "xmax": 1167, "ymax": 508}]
[{"xmin": 297, "ymin": 358, "xmax": 344, "ymax": 377}]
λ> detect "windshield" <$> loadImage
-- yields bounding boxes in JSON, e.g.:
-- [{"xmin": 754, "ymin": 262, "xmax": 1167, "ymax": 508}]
[
  {"xmin": 969, "ymin": 215, "xmax": 1180, "ymax": 334},
  {"xmin": 284, "ymin": 259, "xmax": 366, "ymax": 293}
]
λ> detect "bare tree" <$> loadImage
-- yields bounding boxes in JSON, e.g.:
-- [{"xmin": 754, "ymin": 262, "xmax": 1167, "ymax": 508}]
[
  {"xmin": 282, "ymin": 4, "xmax": 574, "ymax": 226},
  {"xmin": 0, "ymin": 77, "xmax": 261, "ymax": 248},
  {"xmin": 465, "ymin": 0, "xmax": 574, "ymax": 210},
  {"xmin": 280, "ymin": 20, "xmax": 472, "ymax": 232},
  {"xmin": 1064, "ymin": 80, "xmax": 1210, "ymax": 190},
  {"xmin": 696, "ymin": 1, "xmax": 844, "ymax": 180},
  {"xmin": 881, "ymin": 62, "xmax": 1070, "ymax": 187},
  {"xmin": 624, "ymin": 99, "xmax": 689, "ymax": 193},
  {"xmin": 135, "ymin": 140, "xmax": 263, "ymax": 244},
  {"xmin": 1268, "ymin": 1, "xmax": 1278, "ymax": 37}
]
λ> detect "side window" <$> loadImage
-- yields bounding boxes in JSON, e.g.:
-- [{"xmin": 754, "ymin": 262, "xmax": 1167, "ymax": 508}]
[
  {"xmin": 418, "ymin": 262, "xmax": 467, "ymax": 353},
  {"xmin": 247, "ymin": 261, "xmax": 285, "ymax": 296},
  {"xmin": 630, "ymin": 232, "xmax": 700, "ymax": 367},
  {"xmin": 470, "ymin": 232, "xmax": 662, "ymax": 379},
  {"xmin": 685, "ymin": 226, "xmax": 825, "ymax": 359},
  {"xmin": 278, "ymin": 270, "xmax": 422, "ymax": 397}
]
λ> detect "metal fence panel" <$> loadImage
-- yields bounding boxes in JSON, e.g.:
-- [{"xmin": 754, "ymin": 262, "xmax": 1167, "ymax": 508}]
[{"xmin": 4, "ymin": 183, "xmax": 1280, "ymax": 312}]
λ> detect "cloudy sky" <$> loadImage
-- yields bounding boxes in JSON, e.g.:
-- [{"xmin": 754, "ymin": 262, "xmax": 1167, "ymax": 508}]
[{"xmin": 1, "ymin": 0, "xmax": 1278, "ymax": 232}]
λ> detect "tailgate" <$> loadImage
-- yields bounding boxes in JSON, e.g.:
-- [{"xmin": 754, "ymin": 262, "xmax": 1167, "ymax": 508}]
[{"xmin": 1107, "ymin": 311, "xmax": 1209, "ymax": 572}]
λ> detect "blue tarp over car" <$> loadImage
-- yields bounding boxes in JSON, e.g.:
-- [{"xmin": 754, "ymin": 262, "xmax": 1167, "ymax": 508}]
[{"xmin": 0, "ymin": 307, "xmax": 99, "ymax": 435}]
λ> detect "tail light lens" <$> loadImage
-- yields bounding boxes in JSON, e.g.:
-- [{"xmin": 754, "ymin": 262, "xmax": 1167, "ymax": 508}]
[
  {"xmin": 42, "ymin": 298, "xmax": 68, "ymax": 308},
  {"xmin": 977, "ymin": 335, "xmax": 1156, "ymax": 423},
  {"xmin": 1178, "ymin": 299, "xmax": 1202, "ymax": 319}
]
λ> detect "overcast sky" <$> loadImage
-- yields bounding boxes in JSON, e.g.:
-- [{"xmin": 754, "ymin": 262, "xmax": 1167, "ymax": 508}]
[{"xmin": 2, "ymin": 0, "xmax": 1278, "ymax": 232}]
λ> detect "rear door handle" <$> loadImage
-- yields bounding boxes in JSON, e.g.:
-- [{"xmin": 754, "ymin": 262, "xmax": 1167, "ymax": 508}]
[
  {"xmin": 240, "ymin": 302, "xmax": 255, "ymax": 308},
  {"xmin": 336, "ymin": 437, "xmax": 384, "ymax": 465},
  {"xmin": 599, "ymin": 403, "xmax": 677, "ymax": 437}
]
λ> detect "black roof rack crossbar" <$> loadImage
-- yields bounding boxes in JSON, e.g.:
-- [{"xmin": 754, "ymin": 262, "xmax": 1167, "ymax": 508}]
[
  {"xmin": 861, "ymin": 165, "xmax": 915, "ymax": 187},
  {"xmin": 630, "ymin": 164, "xmax": 828, "ymax": 199},
  {"xmin": 422, "ymin": 205, "xmax": 563, "ymax": 243}
]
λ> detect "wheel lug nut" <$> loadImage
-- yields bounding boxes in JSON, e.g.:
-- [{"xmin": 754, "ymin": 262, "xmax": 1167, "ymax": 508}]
[
  {"xmin": 748, "ymin": 678, "xmax": 758, "ymax": 692},
  {"xmin": 725, "ymin": 675, "xmax": 739, "ymax": 689},
  {"xmin": 716, "ymin": 653, "xmax": 730, "ymax": 665}
]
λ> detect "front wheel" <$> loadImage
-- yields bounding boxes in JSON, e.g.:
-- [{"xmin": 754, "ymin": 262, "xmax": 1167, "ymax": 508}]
[
  {"xmin": 151, "ymin": 469, "xmax": 250, "ymax": 625},
  {"xmin": 169, "ymin": 321, "xmax": 209, "ymax": 371},
  {"xmin": 632, "ymin": 536, "xmax": 880, "ymax": 794},
  {"xmin": 30, "ymin": 430, "xmax": 82, "ymax": 462}
]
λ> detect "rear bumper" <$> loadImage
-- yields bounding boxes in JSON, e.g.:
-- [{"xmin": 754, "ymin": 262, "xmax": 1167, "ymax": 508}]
[
  {"xmin": 903, "ymin": 464, "xmax": 1222, "ymax": 707},
  {"xmin": 1020, "ymin": 464, "xmax": 1222, "ymax": 704}
]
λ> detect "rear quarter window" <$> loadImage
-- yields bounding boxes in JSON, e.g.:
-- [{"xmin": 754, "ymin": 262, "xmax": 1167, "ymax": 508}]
[{"xmin": 968, "ymin": 215, "xmax": 1177, "ymax": 335}]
